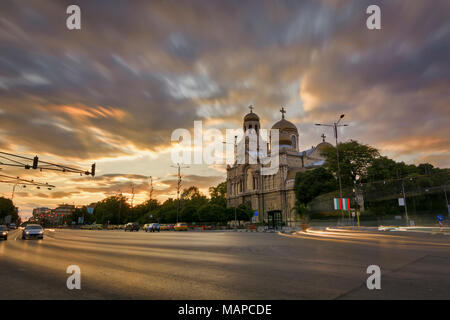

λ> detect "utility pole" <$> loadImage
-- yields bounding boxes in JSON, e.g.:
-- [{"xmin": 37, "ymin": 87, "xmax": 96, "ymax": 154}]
[
  {"xmin": 401, "ymin": 179, "xmax": 409, "ymax": 226},
  {"xmin": 118, "ymin": 189, "xmax": 122, "ymax": 224},
  {"xmin": 149, "ymin": 176, "xmax": 153, "ymax": 202},
  {"xmin": 171, "ymin": 163, "xmax": 189, "ymax": 224},
  {"xmin": 316, "ymin": 114, "xmax": 349, "ymax": 225},
  {"xmin": 130, "ymin": 183, "xmax": 135, "ymax": 208}
]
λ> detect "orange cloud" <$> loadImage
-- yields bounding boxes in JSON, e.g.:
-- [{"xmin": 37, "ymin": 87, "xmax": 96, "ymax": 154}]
[
  {"xmin": 379, "ymin": 137, "xmax": 449, "ymax": 155},
  {"xmin": 43, "ymin": 104, "xmax": 127, "ymax": 121}
]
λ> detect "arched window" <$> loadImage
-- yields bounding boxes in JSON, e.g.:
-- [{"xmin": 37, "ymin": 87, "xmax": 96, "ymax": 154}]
[{"xmin": 291, "ymin": 135, "xmax": 297, "ymax": 149}]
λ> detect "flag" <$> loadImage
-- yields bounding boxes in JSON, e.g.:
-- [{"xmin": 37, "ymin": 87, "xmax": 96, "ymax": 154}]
[{"xmin": 334, "ymin": 198, "xmax": 350, "ymax": 210}]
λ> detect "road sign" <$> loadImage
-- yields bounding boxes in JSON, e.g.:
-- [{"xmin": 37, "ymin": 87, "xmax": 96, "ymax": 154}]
[
  {"xmin": 398, "ymin": 198, "xmax": 405, "ymax": 206},
  {"xmin": 87, "ymin": 207, "xmax": 94, "ymax": 214},
  {"xmin": 254, "ymin": 210, "xmax": 258, "ymax": 216},
  {"xmin": 252, "ymin": 216, "xmax": 256, "ymax": 223},
  {"xmin": 437, "ymin": 214, "xmax": 444, "ymax": 222}
]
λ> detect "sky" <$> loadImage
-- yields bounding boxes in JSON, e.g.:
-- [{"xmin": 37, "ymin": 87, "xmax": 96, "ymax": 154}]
[{"xmin": 0, "ymin": 0, "xmax": 449, "ymax": 218}]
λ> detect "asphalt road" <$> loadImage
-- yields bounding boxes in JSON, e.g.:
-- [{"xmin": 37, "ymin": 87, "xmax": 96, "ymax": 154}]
[{"xmin": 0, "ymin": 227, "xmax": 449, "ymax": 299}]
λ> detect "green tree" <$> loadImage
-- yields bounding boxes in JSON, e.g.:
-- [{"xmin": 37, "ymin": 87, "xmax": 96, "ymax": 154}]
[
  {"xmin": 180, "ymin": 205, "xmax": 198, "ymax": 223},
  {"xmin": 94, "ymin": 195, "xmax": 130, "ymax": 224},
  {"xmin": 294, "ymin": 167, "xmax": 337, "ymax": 207},
  {"xmin": 197, "ymin": 203, "xmax": 225, "ymax": 223},
  {"xmin": 321, "ymin": 140, "xmax": 380, "ymax": 186}
]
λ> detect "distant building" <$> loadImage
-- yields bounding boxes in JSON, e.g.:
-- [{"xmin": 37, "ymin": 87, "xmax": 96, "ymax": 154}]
[
  {"xmin": 32, "ymin": 207, "xmax": 50, "ymax": 218},
  {"xmin": 54, "ymin": 204, "xmax": 75, "ymax": 216},
  {"xmin": 226, "ymin": 108, "xmax": 331, "ymax": 227}
]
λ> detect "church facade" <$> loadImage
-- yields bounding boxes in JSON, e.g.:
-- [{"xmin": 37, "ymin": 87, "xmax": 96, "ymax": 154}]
[{"xmin": 226, "ymin": 107, "xmax": 332, "ymax": 227}]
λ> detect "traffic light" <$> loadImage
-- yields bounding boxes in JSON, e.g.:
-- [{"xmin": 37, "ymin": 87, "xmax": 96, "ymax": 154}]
[
  {"xmin": 91, "ymin": 163, "xmax": 96, "ymax": 177},
  {"xmin": 32, "ymin": 156, "xmax": 39, "ymax": 169}
]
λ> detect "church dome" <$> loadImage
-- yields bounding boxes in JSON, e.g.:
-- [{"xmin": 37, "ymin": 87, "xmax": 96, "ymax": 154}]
[
  {"xmin": 271, "ymin": 118, "xmax": 298, "ymax": 132},
  {"xmin": 316, "ymin": 141, "xmax": 333, "ymax": 149},
  {"xmin": 244, "ymin": 112, "xmax": 259, "ymax": 122},
  {"xmin": 271, "ymin": 107, "xmax": 299, "ymax": 150}
]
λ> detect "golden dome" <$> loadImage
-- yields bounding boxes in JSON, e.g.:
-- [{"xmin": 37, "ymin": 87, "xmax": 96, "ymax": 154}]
[
  {"xmin": 271, "ymin": 118, "xmax": 298, "ymax": 132},
  {"xmin": 244, "ymin": 112, "xmax": 260, "ymax": 122}
]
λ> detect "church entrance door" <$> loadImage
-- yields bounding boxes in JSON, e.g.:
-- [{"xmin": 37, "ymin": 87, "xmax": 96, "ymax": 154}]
[{"xmin": 267, "ymin": 210, "xmax": 282, "ymax": 230}]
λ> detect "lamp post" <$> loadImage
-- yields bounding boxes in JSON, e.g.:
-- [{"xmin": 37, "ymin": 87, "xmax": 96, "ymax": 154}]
[
  {"xmin": 171, "ymin": 163, "xmax": 189, "ymax": 224},
  {"xmin": 316, "ymin": 114, "xmax": 348, "ymax": 224}
]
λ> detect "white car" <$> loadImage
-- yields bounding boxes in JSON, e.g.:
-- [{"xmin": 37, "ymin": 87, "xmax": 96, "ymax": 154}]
[
  {"xmin": 22, "ymin": 224, "xmax": 44, "ymax": 240},
  {"xmin": 144, "ymin": 223, "xmax": 160, "ymax": 232}
]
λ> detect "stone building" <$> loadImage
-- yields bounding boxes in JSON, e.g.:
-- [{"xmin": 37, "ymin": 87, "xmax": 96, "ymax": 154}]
[{"xmin": 226, "ymin": 107, "xmax": 332, "ymax": 227}]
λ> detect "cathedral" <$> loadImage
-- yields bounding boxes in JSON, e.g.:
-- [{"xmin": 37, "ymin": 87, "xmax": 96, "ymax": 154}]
[{"xmin": 226, "ymin": 107, "xmax": 332, "ymax": 227}]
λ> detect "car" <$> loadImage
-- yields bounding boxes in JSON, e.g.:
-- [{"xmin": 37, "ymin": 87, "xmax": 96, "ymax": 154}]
[
  {"xmin": 150, "ymin": 223, "xmax": 160, "ymax": 232},
  {"xmin": 22, "ymin": 224, "xmax": 44, "ymax": 240},
  {"xmin": 159, "ymin": 224, "xmax": 171, "ymax": 231},
  {"xmin": 144, "ymin": 223, "xmax": 160, "ymax": 232},
  {"xmin": 174, "ymin": 222, "xmax": 188, "ymax": 231},
  {"xmin": 0, "ymin": 225, "xmax": 8, "ymax": 240},
  {"xmin": 9, "ymin": 223, "xmax": 16, "ymax": 230},
  {"xmin": 124, "ymin": 222, "xmax": 140, "ymax": 232}
]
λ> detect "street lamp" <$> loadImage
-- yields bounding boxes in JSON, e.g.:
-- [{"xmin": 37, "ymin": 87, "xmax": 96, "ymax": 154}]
[
  {"xmin": 170, "ymin": 163, "xmax": 189, "ymax": 224},
  {"xmin": 316, "ymin": 114, "xmax": 349, "ymax": 224}
]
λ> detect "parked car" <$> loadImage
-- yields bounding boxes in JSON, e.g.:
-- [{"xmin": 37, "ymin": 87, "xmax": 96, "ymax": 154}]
[
  {"xmin": 144, "ymin": 223, "xmax": 160, "ymax": 232},
  {"xmin": 22, "ymin": 224, "xmax": 44, "ymax": 240},
  {"xmin": 124, "ymin": 222, "xmax": 140, "ymax": 232},
  {"xmin": 160, "ymin": 224, "xmax": 170, "ymax": 231},
  {"xmin": 9, "ymin": 223, "xmax": 16, "ymax": 230},
  {"xmin": 174, "ymin": 222, "xmax": 188, "ymax": 231},
  {"xmin": 150, "ymin": 223, "xmax": 160, "ymax": 232},
  {"xmin": 0, "ymin": 225, "xmax": 8, "ymax": 240}
]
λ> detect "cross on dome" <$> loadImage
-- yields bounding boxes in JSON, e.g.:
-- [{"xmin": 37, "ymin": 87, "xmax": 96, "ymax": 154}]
[
  {"xmin": 321, "ymin": 133, "xmax": 326, "ymax": 142},
  {"xmin": 280, "ymin": 107, "xmax": 286, "ymax": 119},
  {"xmin": 249, "ymin": 105, "xmax": 254, "ymax": 113}
]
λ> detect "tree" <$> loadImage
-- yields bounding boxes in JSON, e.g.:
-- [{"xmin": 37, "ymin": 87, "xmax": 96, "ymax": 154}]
[
  {"xmin": 180, "ymin": 205, "xmax": 198, "ymax": 223},
  {"xmin": 182, "ymin": 186, "xmax": 203, "ymax": 200},
  {"xmin": 366, "ymin": 156, "xmax": 398, "ymax": 181},
  {"xmin": 66, "ymin": 206, "xmax": 95, "ymax": 225},
  {"xmin": 94, "ymin": 195, "xmax": 130, "ymax": 224},
  {"xmin": 0, "ymin": 197, "xmax": 18, "ymax": 223},
  {"xmin": 321, "ymin": 140, "xmax": 380, "ymax": 186},
  {"xmin": 197, "ymin": 203, "xmax": 225, "ymax": 223},
  {"xmin": 294, "ymin": 167, "xmax": 337, "ymax": 207},
  {"xmin": 209, "ymin": 182, "xmax": 227, "ymax": 208},
  {"xmin": 133, "ymin": 199, "xmax": 159, "ymax": 223}
]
